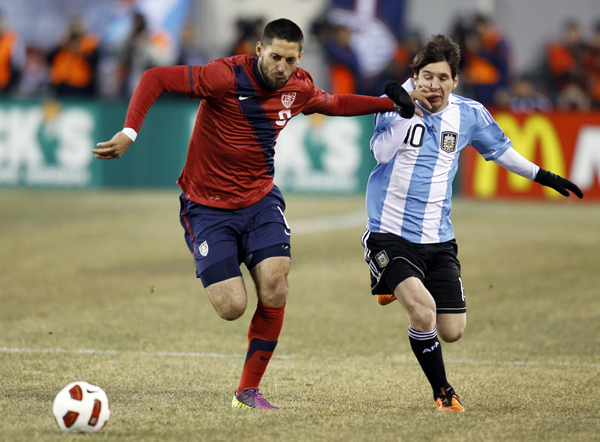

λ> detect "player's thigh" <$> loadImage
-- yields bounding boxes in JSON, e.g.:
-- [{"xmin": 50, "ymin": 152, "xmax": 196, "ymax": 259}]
[
  {"xmin": 205, "ymin": 275, "xmax": 248, "ymax": 320},
  {"xmin": 436, "ymin": 312, "xmax": 466, "ymax": 343},
  {"xmin": 250, "ymin": 256, "xmax": 290, "ymax": 307},
  {"xmin": 179, "ymin": 193, "xmax": 244, "ymax": 285},
  {"xmin": 362, "ymin": 231, "xmax": 426, "ymax": 296},
  {"xmin": 393, "ymin": 276, "xmax": 437, "ymax": 326}
]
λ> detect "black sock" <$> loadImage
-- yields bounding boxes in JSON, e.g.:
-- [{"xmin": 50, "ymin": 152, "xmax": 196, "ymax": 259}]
[{"xmin": 408, "ymin": 326, "xmax": 450, "ymax": 396}]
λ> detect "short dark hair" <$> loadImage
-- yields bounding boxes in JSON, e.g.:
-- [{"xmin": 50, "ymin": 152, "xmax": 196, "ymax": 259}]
[
  {"xmin": 411, "ymin": 34, "xmax": 461, "ymax": 79},
  {"xmin": 261, "ymin": 18, "xmax": 304, "ymax": 51}
]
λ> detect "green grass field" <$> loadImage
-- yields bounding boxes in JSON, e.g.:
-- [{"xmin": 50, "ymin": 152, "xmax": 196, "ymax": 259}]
[{"xmin": 1, "ymin": 190, "xmax": 599, "ymax": 442}]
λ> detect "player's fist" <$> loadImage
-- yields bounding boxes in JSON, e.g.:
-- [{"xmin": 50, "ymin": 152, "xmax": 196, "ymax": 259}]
[{"xmin": 383, "ymin": 80, "xmax": 415, "ymax": 118}]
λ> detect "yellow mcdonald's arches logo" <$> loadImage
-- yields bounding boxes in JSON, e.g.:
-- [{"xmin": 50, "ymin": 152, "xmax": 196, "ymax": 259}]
[{"xmin": 473, "ymin": 113, "xmax": 567, "ymax": 199}]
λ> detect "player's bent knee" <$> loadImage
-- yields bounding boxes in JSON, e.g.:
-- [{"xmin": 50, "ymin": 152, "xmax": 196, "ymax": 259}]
[
  {"xmin": 251, "ymin": 256, "xmax": 290, "ymax": 307},
  {"xmin": 438, "ymin": 328, "xmax": 463, "ymax": 343},
  {"xmin": 205, "ymin": 276, "xmax": 248, "ymax": 321},
  {"xmin": 436, "ymin": 313, "xmax": 466, "ymax": 342},
  {"xmin": 401, "ymin": 294, "xmax": 437, "ymax": 329},
  {"xmin": 219, "ymin": 309, "xmax": 245, "ymax": 321},
  {"xmin": 401, "ymin": 296, "xmax": 436, "ymax": 330},
  {"xmin": 215, "ymin": 299, "xmax": 247, "ymax": 321},
  {"xmin": 259, "ymin": 278, "xmax": 288, "ymax": 307},
  {"xmin": 410, "ymin": 307, "xmax": 436, "ymax": 330}
]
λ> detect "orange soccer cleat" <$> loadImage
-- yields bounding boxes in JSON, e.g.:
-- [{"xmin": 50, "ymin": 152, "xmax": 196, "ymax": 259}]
[
  {"xmin": 434, "ymin": 387, "xmax": 465, "ymax": 412},
  {"xmin": 377, "ymin": 294, "xmax": 397, "ymax": 306}
]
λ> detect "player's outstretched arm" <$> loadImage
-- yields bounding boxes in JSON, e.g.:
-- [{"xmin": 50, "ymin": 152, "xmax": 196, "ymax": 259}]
[
  {"xmin": 494, "ymin": 148, "xmax": 583, "ymax": 198},
  {"xmin": 93, "ymin": 65, "xmax": 198, "ymax": 160},
  {"xmin": 534, "ymin": 168, "xmax": 584, "ymax": 198},
  {"xmin": 93, "ymin": 131, "xmax": 133, "ymax": 159}
]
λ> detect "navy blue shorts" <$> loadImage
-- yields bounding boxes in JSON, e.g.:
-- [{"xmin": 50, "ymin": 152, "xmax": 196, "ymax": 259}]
[{"xmin": 179, "ymin": 186, "xmax": 291, "ymax": 287}]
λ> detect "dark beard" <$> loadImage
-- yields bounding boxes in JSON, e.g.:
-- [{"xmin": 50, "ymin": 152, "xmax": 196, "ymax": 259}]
[{"xmin": 258, "ymin": 57, "xmax": 290, "ymax": 90}]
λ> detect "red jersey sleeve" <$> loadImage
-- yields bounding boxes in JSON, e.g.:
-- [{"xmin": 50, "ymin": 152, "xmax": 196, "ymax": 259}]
[
  {"xmin": 189, "ymin": 59, "xmax": 234, "ymax": 101},
  {"xmin": 294, "ymin": 71, "xmax": 395, "ymax": 116},
  {"xmin": 124, "ymin": 62, "xmax": 234, "ymax": 132},
  {"xmin": 302, "ymin": 88, "xmax": 396, "ymax": 117}
]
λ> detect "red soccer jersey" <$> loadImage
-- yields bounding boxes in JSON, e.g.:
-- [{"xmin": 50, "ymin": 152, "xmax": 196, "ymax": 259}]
[{"xmin": 124, "ymin": 55, "xmax": 395, "ymax": 209}]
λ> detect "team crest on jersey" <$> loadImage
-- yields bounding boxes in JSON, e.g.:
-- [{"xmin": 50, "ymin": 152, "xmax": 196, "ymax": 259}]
[
  {"xmin": 441, "ymin": 131, "xmax": 458, "ymax": 153},
  {"xmin": 375, "ymin": 251, "xmax": 389, "ymax": 268},
  {"xmin": 281, "ymin": 92, "xmax": 296, "ymax": 108},
  {"xmin": 199, "ymin": 240, "xmax": 209, "ymax": 257}
]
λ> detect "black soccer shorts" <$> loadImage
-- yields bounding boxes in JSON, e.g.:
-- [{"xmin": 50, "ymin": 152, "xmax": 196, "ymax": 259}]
[{"xmin": 361, "ymin": 230, "xmax": 466, "ymax": 314}]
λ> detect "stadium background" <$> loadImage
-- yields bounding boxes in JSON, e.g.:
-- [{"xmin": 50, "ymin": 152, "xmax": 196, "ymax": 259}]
[{"xmin": 0, "ymin": 0, "xmax": 599, "ymax": 199}]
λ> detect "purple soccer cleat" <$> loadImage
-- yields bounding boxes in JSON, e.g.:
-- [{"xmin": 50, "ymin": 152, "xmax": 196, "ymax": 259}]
[{"xmin": 232, "ymin": 388, "xmax": 279, "ymax": 410}]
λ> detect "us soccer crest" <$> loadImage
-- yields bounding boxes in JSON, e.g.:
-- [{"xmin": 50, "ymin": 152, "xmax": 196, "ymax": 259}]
[
  {"xmin": 199, "ymin": 240, "xmax": 209, "ymax": 257},
  {"xmin": 281, "ymin": 92, "xmax": 296, "ymax": 108},
  {"xmin": 375, "ymin": 251, "xmax": 389, "ymax": 268},
  {"xmin": 441, "ymin": 131, "xmax": 458, "ymax": 153}
]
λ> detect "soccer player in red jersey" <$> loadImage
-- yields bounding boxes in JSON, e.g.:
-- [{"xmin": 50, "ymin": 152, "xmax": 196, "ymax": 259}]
[{"xmin": 94, "ymin": 18, "xmax": 411, "ymax": 410}]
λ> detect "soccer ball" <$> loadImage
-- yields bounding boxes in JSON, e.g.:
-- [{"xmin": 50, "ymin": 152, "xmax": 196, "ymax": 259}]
[{"xmin": 52, "ymin": 381, "xmax": 110, "ymax": 433}]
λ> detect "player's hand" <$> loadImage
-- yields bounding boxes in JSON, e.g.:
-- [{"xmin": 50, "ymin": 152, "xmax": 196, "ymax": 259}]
[
  {"xmin": 383, "ymin": 80, "xmax": 416, "ymax": 118},
  {"xmin": 410, "ymin": 85, "xmax": 436, "ymax": 114},
  {"xmin": 93, "ymin": 131, "xmax": 133, "ymax": 159},
  {"xmin": 534, "ymin": 168, "xmax": 584, "ymax": 198}
]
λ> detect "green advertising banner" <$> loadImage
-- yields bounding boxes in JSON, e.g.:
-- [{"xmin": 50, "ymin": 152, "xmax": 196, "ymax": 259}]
[
  {"xmin": 274, "ymin": 113, "xmax": 377, "ymax": 194},
  {"xmin": 0, "ymin": 99, "xmax": 102, "ymax": 188},
  {"xmin": 0, "ymin": 98, "xmax": 378, "ymax": 194},
  {"xmin": 97, "ymin": 99, "xmax": 195, "ymax": 188}
]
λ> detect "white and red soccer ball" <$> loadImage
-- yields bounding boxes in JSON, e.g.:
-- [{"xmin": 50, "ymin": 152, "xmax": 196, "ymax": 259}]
[{"xmin": 52, "ymin": 381, "xmax": 110, "ymax": 433}]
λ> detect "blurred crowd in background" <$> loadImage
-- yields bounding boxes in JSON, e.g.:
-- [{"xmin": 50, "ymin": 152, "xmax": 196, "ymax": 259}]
[
  {"xmin": 1, "ymin": 1, "xmax": 600, "ymax": 113},
  {"xmin": 312, "ymin": 11, "xmax": 600, "ymax": 112}
]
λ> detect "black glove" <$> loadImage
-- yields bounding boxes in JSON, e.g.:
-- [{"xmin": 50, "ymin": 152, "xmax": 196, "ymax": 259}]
[
  {"xmin": 534, "ymin": 168, "xmax": 584, "ymax": 198},
  {"xmin": 383, "ymin": 80, "xmax": 415, "ymax": 119}
]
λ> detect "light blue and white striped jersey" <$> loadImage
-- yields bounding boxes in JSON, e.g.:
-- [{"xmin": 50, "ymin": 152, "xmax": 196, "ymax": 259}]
[{"xmin": 366, "ymin": 79, "xmax": 512, "ymax": 244}]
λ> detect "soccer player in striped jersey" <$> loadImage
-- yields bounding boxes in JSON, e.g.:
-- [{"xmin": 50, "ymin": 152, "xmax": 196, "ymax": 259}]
[
  {"xmin": 93, "ymin": 19, "xmax": 410, "ymax": 410},
  {"xmin": 361, "ymin": 34, "xmax": 583, "ymax": 412}
]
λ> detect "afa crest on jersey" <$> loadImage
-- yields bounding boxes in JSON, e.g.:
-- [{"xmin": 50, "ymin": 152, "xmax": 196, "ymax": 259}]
[
  {"xmin": 281, "ymin": 92, "xmax": 296, "ymax": 108},
  {"xmin": 441, "ymin": 131, "xmax": 458, "ymax": 153}
]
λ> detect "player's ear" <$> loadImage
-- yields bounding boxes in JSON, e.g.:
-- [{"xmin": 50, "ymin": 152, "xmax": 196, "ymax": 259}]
[
  {"xmin": 453, "ymin": 75, "xmax": 459, "ymax": 89},
  {"xmin": 297, "ymin": 50, "xmax": 304, "ymax": 63},
  {"xmin": 256, "ymin": 41, "xmax": 263, "ymax": 57}
]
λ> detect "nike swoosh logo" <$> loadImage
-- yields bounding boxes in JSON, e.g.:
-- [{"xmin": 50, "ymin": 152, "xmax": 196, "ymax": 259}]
[
  {"xmin": 259, "ymin": 356, "xmax": 271, "ymax": 361},
  {"xmin": 239, "ymin": 95, "xmax": 254, "ymax": 101},
  {"xmin": 86, "ymin": 390, "xmax": 98, "ymax": 394}
]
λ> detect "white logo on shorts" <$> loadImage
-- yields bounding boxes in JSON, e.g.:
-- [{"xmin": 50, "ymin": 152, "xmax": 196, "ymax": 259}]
[{"xmin": 199, "ymin": 240, "xmax": 209, "ymax": 257}]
